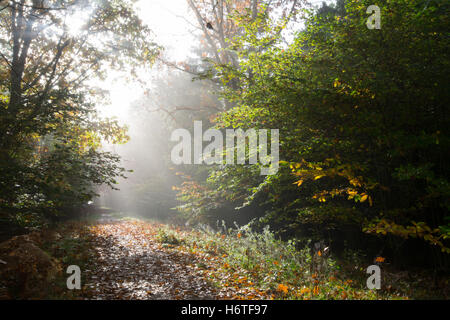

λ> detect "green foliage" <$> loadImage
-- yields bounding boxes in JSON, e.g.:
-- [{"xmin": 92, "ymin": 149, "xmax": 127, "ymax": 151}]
[
  {"xmin": 175, "ymin": 0, "xmax": 450, "ymax": 264},
  {"xmin": 155, "ymin": 227, "xmax": 185, "ymax": 246}
]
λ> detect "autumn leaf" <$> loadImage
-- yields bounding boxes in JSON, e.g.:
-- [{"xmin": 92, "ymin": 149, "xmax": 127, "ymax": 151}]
[
  {"xmin": 294, "ymin": 180, "xmax": 303, "ymax": 187},
  {"xmin": 313, "ymin": 286, "xmax": 320, "ymax": 295},
  {"xmin": 300, "ymin": 287, "xmax": 310, "ymax": 295},
  {"xmin": 276, "ymin": 284, "xmax": 289, "ymax": 294}
]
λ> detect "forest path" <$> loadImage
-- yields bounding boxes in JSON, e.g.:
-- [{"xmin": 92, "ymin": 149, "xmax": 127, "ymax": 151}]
[{"xmin": 82, "ymin": 217, "xmax": 218, "ymax": 300}]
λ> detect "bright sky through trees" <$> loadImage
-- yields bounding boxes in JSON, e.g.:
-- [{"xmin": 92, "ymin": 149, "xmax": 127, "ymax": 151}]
[
  {"xmin": 97, "ymin": 0, "xmax": 336, "ymax": 121},
  {"xmin": 97, "ymin": 0, "xmax": 194, "ymax": 121}
]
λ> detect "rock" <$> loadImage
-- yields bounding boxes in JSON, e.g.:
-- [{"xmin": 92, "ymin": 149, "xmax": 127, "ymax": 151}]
[{"xmin": 0, "ymin": 233, "xmax": 62, "ymax": 298}]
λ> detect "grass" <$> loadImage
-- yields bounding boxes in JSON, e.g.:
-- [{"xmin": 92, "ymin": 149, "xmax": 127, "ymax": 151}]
[
  {"xmin": 153, "ymin": 221, "xmax": 439, "ymax": 300},
  {"xmin": 155, "ymin": 227, "xmax": 185, "ymax": 246}
]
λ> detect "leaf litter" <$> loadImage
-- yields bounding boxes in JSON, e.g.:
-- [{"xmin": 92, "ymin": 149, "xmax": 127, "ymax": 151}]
[{"xmin": 80, "ymin": 219, "xmax": 221, "ymax": 300}]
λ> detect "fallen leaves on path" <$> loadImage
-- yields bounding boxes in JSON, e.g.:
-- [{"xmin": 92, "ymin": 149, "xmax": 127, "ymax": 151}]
[{"xmin": 81, "ymin": 220, "xmax": 219, "ymax": 300}]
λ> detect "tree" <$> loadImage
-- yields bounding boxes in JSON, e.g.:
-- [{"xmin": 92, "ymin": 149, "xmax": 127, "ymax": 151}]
[
  {"xmin": 176, "ymin": 0, "xmax": 450, "ymax": 267},
  {"xmin": 0, "ymin": 0, "xmax": 159, "ymax": 226},
  {"xmin": 187, "ymin": 0, "xmax": 303, "ymax": 68}
]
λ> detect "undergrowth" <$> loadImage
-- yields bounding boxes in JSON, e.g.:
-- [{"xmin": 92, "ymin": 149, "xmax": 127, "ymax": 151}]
[{"xmin": 158, "ymin": 221, "xmax": 413, "ymax": 300}]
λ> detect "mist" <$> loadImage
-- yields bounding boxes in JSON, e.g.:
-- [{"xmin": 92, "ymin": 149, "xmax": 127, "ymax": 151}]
[{"xmin": 97, "ymin": 62, "xmax": 222, "ymax": 223}]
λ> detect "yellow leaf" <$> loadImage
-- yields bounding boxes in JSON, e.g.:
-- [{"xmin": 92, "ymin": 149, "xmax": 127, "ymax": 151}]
[
  {"xmin": 314, "ymin": 175, "xmax": 325, "ymax": 180},
  {"xmin": 361, "ymin": 194, "xmax": 368, "ymax": 202},
  {"xmin": 349, "ymin": 178, "xmax": 361, "ymax": 187},
  {"xmin": 294, "ymin": 180, "xmax": 303, "ymax": 187}
]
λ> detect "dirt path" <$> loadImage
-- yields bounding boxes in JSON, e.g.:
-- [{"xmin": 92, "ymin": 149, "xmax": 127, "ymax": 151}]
[{"xmin": 82, "ymin": 218, "xmax": 218, "ymax": 300}]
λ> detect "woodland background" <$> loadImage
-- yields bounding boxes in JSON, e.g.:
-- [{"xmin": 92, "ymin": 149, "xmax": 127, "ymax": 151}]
[{"xmin": 0, "ymin": 0, "xmax": 448, "ymax": 299}]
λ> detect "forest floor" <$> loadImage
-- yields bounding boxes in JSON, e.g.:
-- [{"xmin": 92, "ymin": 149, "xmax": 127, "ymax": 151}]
[
  {"xmin": 7, "ymin": 212, "xmax": 447, "ymax": 300},
  {"xmin": 50, "ymin": 214, "xmax": 266, "ymax": 300}
]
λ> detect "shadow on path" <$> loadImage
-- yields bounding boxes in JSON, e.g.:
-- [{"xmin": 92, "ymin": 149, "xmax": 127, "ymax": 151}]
[{"xmin": 82, "ymin": 216, "xmax": 217, "ymax": 300}]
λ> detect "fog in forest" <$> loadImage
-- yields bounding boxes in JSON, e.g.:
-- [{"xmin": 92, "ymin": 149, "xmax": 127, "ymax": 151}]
[
  {"xmin": 98, "ymin": 68, "xmax": 217, "ymax": 222},
  {"xmin": 1, "ymin": 0, "xmax": 448, "ymax": 301}
]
